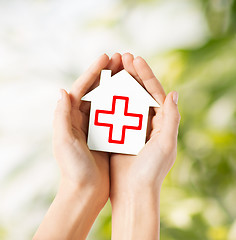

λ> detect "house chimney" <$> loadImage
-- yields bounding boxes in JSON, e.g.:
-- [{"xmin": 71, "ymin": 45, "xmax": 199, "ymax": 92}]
[{"xmin": 100, "ymin": 70, "xmax": 111, "ymax": 85}]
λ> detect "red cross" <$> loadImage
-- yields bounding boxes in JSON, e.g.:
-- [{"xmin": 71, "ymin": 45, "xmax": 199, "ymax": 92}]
[{"xmin": 94, "ymin": 96, "xmax": 143, "ymax": 144}]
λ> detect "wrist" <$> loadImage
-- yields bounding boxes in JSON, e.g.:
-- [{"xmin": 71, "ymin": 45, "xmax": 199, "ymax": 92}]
[
  {"xmin": 59, "ymin": 177, "xmax": 108, "ymax": 209},
  {"xmin": 111, "ymin": 185, "xmax": 161, "ymax": 240},
  {"xmin": 34, "ymin": 178, "xmax": 105, "ymax": 240},
  {"xmin": 110, "ymin": 181, "xmax": 162, "ymax": 205}
]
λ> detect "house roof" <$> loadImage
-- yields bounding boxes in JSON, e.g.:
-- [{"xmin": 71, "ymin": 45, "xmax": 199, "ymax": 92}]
[{"xmin": 81, "ymin": 69, "xmax": 160, "ymax": 107}]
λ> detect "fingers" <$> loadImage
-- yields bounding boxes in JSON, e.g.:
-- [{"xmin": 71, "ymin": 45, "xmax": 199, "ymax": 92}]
[
  {"xmin": 88, "ymin": 53, "xmax": 122, "ymax": 96},
  {"xmin": 133, "ymin": 56, "xmax": 166, "ymax": 105},
  {"xmin": 106, "ymin": 53, "xmax": 122, "ymax": 75},
  {"xmin": 70, "ymin": 54, "xmax": 109, "ymax": 108},
  {"xmin": 159, "ymin": 91, "xmax": 181, "ymax": 150},
  {"xmin": 53, "ymin": 89, "xmax": 73, "ymax": 143},
  {"xmin": 122, "ymin": 53, "xmax": 143, "ymax": 86}
]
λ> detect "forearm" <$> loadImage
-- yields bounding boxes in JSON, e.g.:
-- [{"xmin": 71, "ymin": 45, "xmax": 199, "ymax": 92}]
[
  {"xmin": 111, "ymin": 186, "xmax": 161, "ymax": 240},
  {"xmin": 33, "ymin": 180, "xmax": 103, "ymax": 240}
]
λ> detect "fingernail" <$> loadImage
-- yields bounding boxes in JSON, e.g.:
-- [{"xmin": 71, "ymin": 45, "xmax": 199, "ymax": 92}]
[
  {"xmin": 112, "ymin": 52, "xmax": 121, "ymax": 58},
  {"xmin": 123, "ymin": 52, "xmax": 133, "ymax": 57},
  {"xmin": 134, "ymin": 56, "xmax": 142, "ymax": 61},
  {"xmin": 102, "ymin": 53, "xmax": 109, "ymax": 58},
  {"xmin": 58, "ymin": 89, "xmax": 63, "ymax": 101},
  {"xmin": 173, "ymin": 91, "xmax": 178, "ymax": 104}
]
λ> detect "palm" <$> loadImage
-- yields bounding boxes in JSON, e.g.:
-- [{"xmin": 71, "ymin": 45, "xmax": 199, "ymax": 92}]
[
  {"xmin": 54, "ymin": 54, "xmax": 118, "ymax": 199},
  {"xmin": 109, "ymin": 53, "xmax": 178, "ymax": 196},
  {"xmin": 60, "ymin": 54, "xmax": 121, "ymax": 192},
  {"xmin": 68, "ymin": 100, "xmax": 109, "ymax": 183},
  {"xmin": 110, "ymin": 106, "xmax": 165, "ymax": 188}
]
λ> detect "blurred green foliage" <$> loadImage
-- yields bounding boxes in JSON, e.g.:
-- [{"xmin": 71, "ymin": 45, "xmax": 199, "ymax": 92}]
[
  {"xmin": 2, "ymin": 0, "xmax": 235, "ymax": 239},
  {"xmin": 88, "ymin": 0, "xmax": 236, "ymax": 239},
  {"xmin": 0, "ymin": 226, "xmax": 7, "ymax": 239}
]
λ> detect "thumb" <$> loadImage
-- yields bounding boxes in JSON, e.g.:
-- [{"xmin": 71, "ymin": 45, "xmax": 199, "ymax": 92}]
[
  {"xmin": 53, "ymin": 89, "xmax": 73, "ymax": 143},
  {"xmin": 160, "ymin": 91, "xmax": 181, "ymax": 150}
]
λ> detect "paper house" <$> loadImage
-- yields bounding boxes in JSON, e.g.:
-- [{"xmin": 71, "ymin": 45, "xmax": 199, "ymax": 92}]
[{"xmin": 81, "ymin": 70, "xmax": 160, "ymax": 155}]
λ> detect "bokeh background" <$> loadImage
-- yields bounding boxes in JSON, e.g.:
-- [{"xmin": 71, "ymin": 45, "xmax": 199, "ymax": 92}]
[{"xmin": 0, "ymin": 0, "xmax": 236, "ymax": 239}]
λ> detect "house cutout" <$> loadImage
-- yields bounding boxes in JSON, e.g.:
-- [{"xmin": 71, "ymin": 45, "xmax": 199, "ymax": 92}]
[{"xmin": 81, "ymin": 69, "xmax": 160, "ymax": 155}]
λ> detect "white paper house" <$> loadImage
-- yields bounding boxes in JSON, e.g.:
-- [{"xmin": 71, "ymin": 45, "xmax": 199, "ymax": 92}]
[{"xmin": 81, "ymin": 70, "xmax": 160, "ymax": 155}]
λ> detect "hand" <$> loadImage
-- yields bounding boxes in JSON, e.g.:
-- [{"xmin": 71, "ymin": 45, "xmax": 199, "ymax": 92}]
[
  {"xmin": 54, "ymin": 53, "xmax": 121, "ymax": 200},
  {"xmin": 109, "ymin": 53, "xmax": 181, "ymax": 240},
  {"xmin": 110, "ymin": 53, "xmax": 180, "ymax": 197},
  {"xmin": 34, "ymin": 54, "xmax": 122, "ymax": 240},
  {"xmin": 53, "ymin": 54, "xmax": 111, "ymax": 203}
]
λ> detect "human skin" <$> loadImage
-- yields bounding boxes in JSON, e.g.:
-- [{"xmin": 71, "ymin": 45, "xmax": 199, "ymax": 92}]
[
  {"xmin": 33, "ymin": 53, "xmax": 122, "ymax": 240},
  {"xmin": 33, "ymin": 53, "xmax": 180, "ymax": 240},
  {"xmin": 110, "ymin": 53, "xmax": 180, "ymax": 240}
]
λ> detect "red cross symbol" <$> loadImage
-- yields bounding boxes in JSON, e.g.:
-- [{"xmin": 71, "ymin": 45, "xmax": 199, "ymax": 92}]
[{"xmin": 94, "ymin": 96, "xmax": 143, "ymax": 144}]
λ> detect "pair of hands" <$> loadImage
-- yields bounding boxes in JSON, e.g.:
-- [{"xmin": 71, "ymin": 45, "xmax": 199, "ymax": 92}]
[
  {"xmin": 34, "ymin": 53, "xmax": 180, "ymax": 240},
  {"xmin": 54, "ymin": 52, "xmax": 180, "ymax": 203}
]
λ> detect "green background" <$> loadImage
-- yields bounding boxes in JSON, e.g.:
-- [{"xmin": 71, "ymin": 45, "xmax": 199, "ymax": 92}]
[
  {"xmin": 89, "ymin": 1, "xmax": 236, "ymax": 239},
  {"xmin": 0, "ymin": 0, "xmax": 235, "ymax": 239}
]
